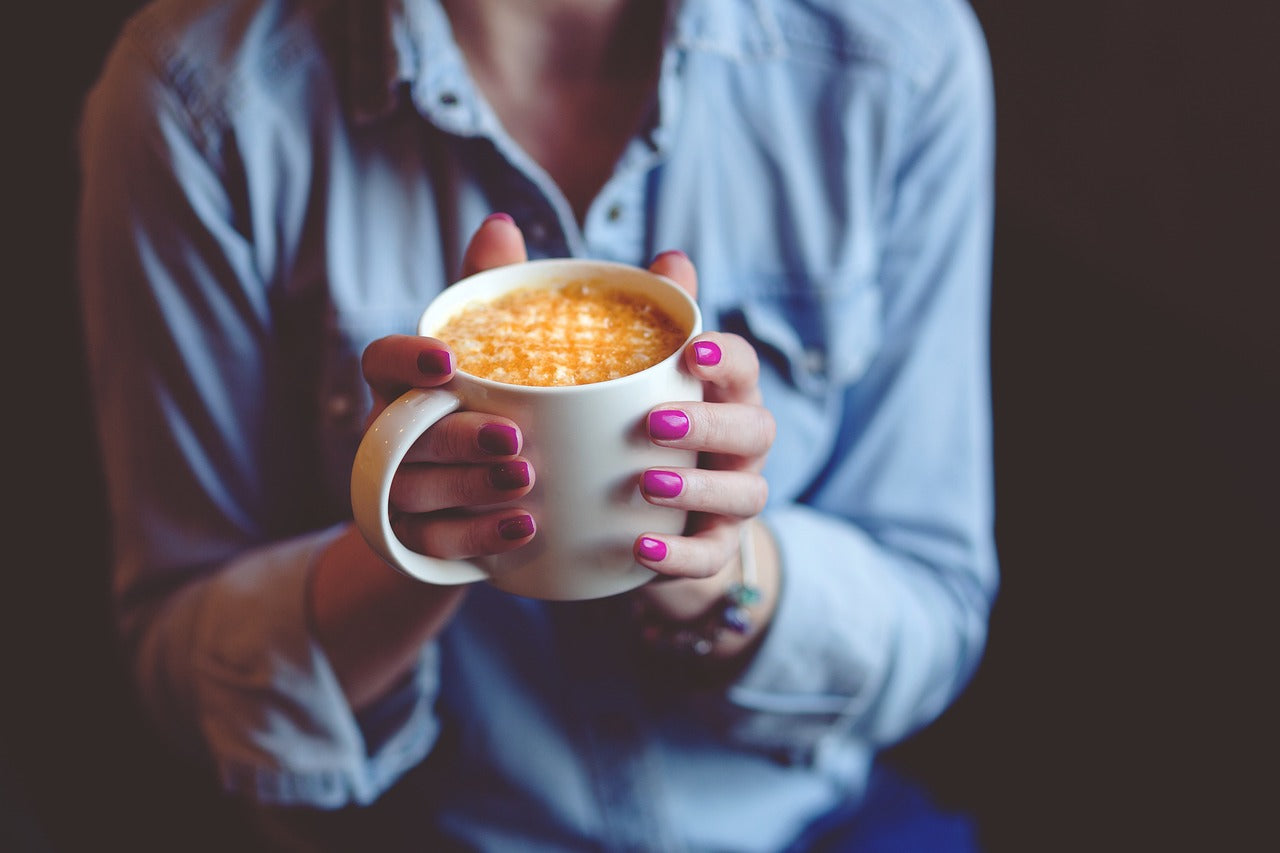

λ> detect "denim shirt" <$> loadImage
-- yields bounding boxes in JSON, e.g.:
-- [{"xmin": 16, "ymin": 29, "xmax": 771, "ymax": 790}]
[{"xmin": 78, "ymin": 1, "xmax": 997, "ymax": 850}]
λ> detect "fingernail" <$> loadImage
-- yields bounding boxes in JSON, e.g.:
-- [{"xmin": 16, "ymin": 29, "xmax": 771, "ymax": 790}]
[
  {"xmin": 637, "ymin": 537, "xmax": 668, "ymax": 562},
  {"xmin": 652, "ymin": 248, "xmax": 689, "ymax": 264},
  {"xmin": 693, "ymin": 341, "xmax": 721, "ymax": 366},
  {"xmin": 417, "ymin": 349, "xmax": 453, "ymax": 376},
  {"xmin": 484, "ymin": 212, "xmax": 515, "ymax": 226},
  {"xmin": 488, "ymin": 461, "xmax": 530, "ymax": 490},
  {"xmin": 643, "ymin": 470, "xmax": 683, "ymax": 499},
  {"xmin": 648, "ymin": 410, "xmax": 690, "ymax": 441},
  {"xmin": 498, "ymin": 514, "xmax": 535, "ymax": 541},
  {"xmin": 478, "ymin": 424, "xmax": 519, "ymax": 456}
]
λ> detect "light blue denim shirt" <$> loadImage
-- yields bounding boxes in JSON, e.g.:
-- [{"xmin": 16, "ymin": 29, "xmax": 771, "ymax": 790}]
[{"xmin": 78, "ymin": 0, "xmax": 996, "ymax": 849}]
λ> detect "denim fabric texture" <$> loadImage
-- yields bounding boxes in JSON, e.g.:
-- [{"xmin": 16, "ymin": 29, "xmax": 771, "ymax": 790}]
[{"xmin": 78, "ymin": 1, "xmax": 997, "ymax": 849}]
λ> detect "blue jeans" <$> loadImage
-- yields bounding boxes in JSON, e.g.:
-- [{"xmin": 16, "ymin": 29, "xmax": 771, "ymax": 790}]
[
  {"xmin": 252, "ymin": 759, "xmax": 981, "ymax": 852},
  {"xmin": 787, "ymin": 763, "xmax": 982, "ymax": 853}
]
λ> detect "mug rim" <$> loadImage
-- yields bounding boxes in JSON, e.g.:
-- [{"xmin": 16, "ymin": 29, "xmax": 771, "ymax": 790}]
[{"xmin": 419, "ymin": 258, "xmax": 703, "ymax": 396}]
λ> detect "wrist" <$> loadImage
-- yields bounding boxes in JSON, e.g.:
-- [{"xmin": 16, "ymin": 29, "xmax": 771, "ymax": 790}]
[
  {"xmin": 309, "ymin": 525, "xmax": 467, "ymax": 711},
  {"xmin": 632, "ymin": 519, "xmax": 780, "ymax": 663}
]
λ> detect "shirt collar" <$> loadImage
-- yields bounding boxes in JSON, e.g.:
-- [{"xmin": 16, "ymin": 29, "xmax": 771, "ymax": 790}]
[{"xmin": 343, "ymin": 0, "xmax": 785, "ymax": 126}]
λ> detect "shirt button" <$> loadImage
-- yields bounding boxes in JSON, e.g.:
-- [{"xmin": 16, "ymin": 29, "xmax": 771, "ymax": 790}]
[
  {"xmin": 439, "ymin": 91, "xmax": 459, "ymax": 107},
  {"xmin": 606, "ymin": 204, "xmax": 624, "ymax": 222},
  {"xmin": 803, "ymin": 348, "xmax": 826, "ymax": 375},
  {"xmin": 325, "ymin": 394, "xmax": 354, "ymax": 420}
]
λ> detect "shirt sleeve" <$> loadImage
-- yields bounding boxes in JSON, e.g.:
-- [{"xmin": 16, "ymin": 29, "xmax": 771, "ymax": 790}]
[
  {"xmin": 77, "ymin": 25, "xmax": 439, "ymax": 807},
  {"xmin": 723, "ymin": 4, "xmax": 998, "ymax": 754}
]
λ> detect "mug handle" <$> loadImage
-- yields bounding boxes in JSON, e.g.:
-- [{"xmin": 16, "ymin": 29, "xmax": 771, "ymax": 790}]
[{"xmin": 350, "ymin": 388, "xmax": 490, "ymax": 585}]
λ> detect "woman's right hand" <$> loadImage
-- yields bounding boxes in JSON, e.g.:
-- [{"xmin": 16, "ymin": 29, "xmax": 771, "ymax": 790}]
[
  {"xmin": 359, "ymin": 214, "xmax": 538, "ymax": 560},
  {"xmin": 359, "ymin": 335, "xmax": 537, "ymax": 558}
]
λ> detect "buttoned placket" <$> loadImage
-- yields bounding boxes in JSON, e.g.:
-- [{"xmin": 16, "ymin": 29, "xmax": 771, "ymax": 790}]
[
  {"xmin": 432, "ymin": 92, "xmax": 579, "ymax": 259},
  {"xmin": 581, "ymin": 135, "xmax": 664, "ymax": 265}
]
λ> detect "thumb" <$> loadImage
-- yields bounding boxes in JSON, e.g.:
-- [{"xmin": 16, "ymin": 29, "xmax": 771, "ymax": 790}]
[
  {"xmin": 648, "ymin": 249, "xmax": 698, "ymax": 300},
  {"xmin": 460, "ymin": 213, "xmax": 528, "ymax": 279}
]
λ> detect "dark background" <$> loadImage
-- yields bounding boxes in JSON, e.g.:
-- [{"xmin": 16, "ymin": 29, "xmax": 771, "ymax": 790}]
[{"xmin": 7, "ymin": 2, "xmax": 1276, "ymax": 851}]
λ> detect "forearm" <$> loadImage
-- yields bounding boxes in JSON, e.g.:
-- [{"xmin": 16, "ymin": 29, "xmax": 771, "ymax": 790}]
[
  {"xmin": 725, "ymin": 504, "xmax": 995, "ymax": 749},
  {"xmin": 308, "ymin": 525, "xmax": 468, "ymax": 712},
  {"xmin": 121, "ymin": 527, "xmax": 448, "ymax": 806}
]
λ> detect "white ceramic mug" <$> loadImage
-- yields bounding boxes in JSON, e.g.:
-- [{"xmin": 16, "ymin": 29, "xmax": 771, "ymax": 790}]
[{"xmin": 350, "ymin": 259, "xmax": 703, "ymax": 600}]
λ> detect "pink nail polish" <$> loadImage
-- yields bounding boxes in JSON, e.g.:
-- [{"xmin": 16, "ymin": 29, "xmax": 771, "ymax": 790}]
[
  {"xmin": 478, "ymin": 424, "xmax": 519, "ymax": 455},
  {"xmin": 693, "ymin": 341, "xmax": 721, "ymax": 366},
  {"xmin": 417, "ymin": 349, "xmax": 452, "ymax": 376},
  {"xmin": 488, "ymin": 461, "xmax": 531, "ymax": 491},
  {"xmin": 648, "ymin": 410, "xmax": 690, "ymax": 441},
  {"xmin": 498, "ymin": 514, "xmax": 535, "ymax": 541},
  {"xmin": 637, "ymin": 536, "xmax": 667, "ymax": 562},
  {"xmin": 484, "ymin": 212, "xmax": 515, "ymax": 226},
  {"xmin": 643, "ymin": 470, "xmax": 683, "ymax": 498},
  {"xmin": 652, "ymin": 248, "xmax": 689, "ymax": 264}
]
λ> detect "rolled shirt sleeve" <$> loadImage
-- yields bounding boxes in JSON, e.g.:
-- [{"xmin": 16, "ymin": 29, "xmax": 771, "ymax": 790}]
[
  {"xmin": 722, "ymin": 1, "xmax": 998, "ymax": 754},
  {"xmin": 77, "ymin": 20, "xmax": 440, "ymax": 806},
  {"xmin": 132, "ymin": 528, "xmax": 442, "ymax": 806}
]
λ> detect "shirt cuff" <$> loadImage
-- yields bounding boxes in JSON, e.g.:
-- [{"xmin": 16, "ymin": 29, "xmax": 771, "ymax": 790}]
[
  {"xmin": 721, "ymin": 507, "xmax": 893, "ymax": 748},
  {"xmin": 187, "ymin": 527, "xmax": 442, "ymax": 807}
]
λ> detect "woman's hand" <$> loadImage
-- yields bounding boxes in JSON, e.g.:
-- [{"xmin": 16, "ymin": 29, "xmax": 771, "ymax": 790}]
[
  {"xmin": 360, "ymin": 215, "xmax": 539, "ymax": 560},
  {"xmin": 310, "ymin": 215, "xmax": 538, "ymax": 711},
  {"xmin": 630, "ymin": 251, "xmax": 781, "ymax": 662}
]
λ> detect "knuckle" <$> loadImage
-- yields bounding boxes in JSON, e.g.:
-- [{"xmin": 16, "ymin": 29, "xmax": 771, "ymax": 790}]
[
  {"xmin": 437, "ymin": 417, "xmax": 474, "ymax": 460},
  {"xmin": 444, "ymin": 466, "xmax": 483, "ymax": 505},
  {"xmin": 455, "ymin": 519, "xmax": 489, "ymax": 558},
  {"xmin": 689, "ymin": 555, "xmax": 720, "ymax": 579},
  {"xmin": 359, "ymin": 341, "xmax": 381, "ymax": 380},
  {"xmin": 758, "ymin": 409, "xmax": 777, "ymax": 448},
  {"xmin": 736, "ymin": 340, "xmax": 761, "ymax": 378},
  {"xmin": 750, "ymin": 478, "xmax": 770, "ymax": 514},
  {"xmin": 387, "ymin": 467, "xmax": 421, "ymax": 511}
]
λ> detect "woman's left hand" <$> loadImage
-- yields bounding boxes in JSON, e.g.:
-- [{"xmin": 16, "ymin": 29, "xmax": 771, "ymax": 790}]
[{"xmin": 630, "ymin": 251, "xmax": 779, "ymax": 661}]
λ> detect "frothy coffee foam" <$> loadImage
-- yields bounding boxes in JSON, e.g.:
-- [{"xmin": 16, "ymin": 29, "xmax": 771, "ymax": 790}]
[{"xmin": 436, "ymin": 281, "xmax": 687, "ymax": 387}]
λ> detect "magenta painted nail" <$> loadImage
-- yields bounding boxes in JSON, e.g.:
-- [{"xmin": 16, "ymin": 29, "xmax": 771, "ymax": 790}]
[
  {"xmin": 484, "ymin": 212, "xmax": 515, "ymax": 226},
  {"xmin": 652, "ymin": 248, "xmax": 689, "ymax": 264},
  {"xmin": 488, "ymin": 461, "xmax": 530, "ymax": 490},
  {"xmin": 693, "ymin": 341, "xmax": 722, "ymax": 366},
  {"xmin": 648, "ymin": 410, "xmax": 690, "ymax": 441},
  {"xmin": 417, "ymin": 348, "xmax": 452, "ymax": 376},
  {"xmin": 498, "ymin": 514, "xmax": 536, "ymax": 541},
  {"xmin": 478, "ymin": 424, "xmax": 519, "ymax": 456},
  {"xmin": 637, "ymin": 536, "xmax": 668, "ymax": 562},
  {"xmin": 643, "ymin": 470, "xmax": 683, "ymax": 499}
]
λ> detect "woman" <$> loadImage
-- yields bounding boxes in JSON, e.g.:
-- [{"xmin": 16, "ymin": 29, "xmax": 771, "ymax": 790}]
[{"xmin": 78, "ymin": 0, "xmax": 997, "ymax": 849}]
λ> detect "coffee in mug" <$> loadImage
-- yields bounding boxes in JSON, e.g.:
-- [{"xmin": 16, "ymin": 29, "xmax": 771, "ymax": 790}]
[
  {"xmin": 436, "ymin": 282, "xmax": 688, "ymax": 388},
  {"xmin": 350, "ymin": 259, "xmax": 703, "ymax": 601}
]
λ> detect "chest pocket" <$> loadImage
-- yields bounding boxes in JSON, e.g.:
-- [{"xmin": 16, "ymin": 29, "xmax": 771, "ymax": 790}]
[{"xmin": 717, "ymin": 272, "xmax": 882, "ymax": 398}]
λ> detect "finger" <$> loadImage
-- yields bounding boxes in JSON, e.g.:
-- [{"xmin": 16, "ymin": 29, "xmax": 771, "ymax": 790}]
[
  {"xmin": 647, "ymin": 403, "xmax": 776, "ymax": 462},
  {"xmin": 460, "ymin": 213, "xmax": 528, "ymax": 279},
  {"xmin": 402, "ymin": 413, "xmax": 523, "ymax": 463},
  {"xmin": 681, "ymin": 332, "xmax": 762, "ymax": 404},
  {"xmin": 648, "ymin": 249, "xmax": 698, "ymax": 300},
  {"xmin": 389, "ymin": 459, "xmax": 534, "ymax": 514},
  {"xmin": 640, "ymin": 468, "xmax": 768, "ymax": 519},
  {"xmin": 361, "ymin": 334, "xmax": 455, "ymax": 410},
  {"xmin": 393, "ymin": 509, "xmax": 536, "ymax": 560},
  {"xmin": 633, "ymin": 521, "xmax": 738, "ymax": 580}
]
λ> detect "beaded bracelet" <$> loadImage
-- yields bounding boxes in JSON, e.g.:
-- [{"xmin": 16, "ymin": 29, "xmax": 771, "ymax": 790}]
[{"xmin": 635, "ymin": 525, "xmax": 763, "ymax": 657}]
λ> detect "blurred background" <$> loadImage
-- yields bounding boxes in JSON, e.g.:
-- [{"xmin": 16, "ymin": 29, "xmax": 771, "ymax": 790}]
[{"xmin": 7, "ymin": 1, "xmax": 1276, "ymax": 850}]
